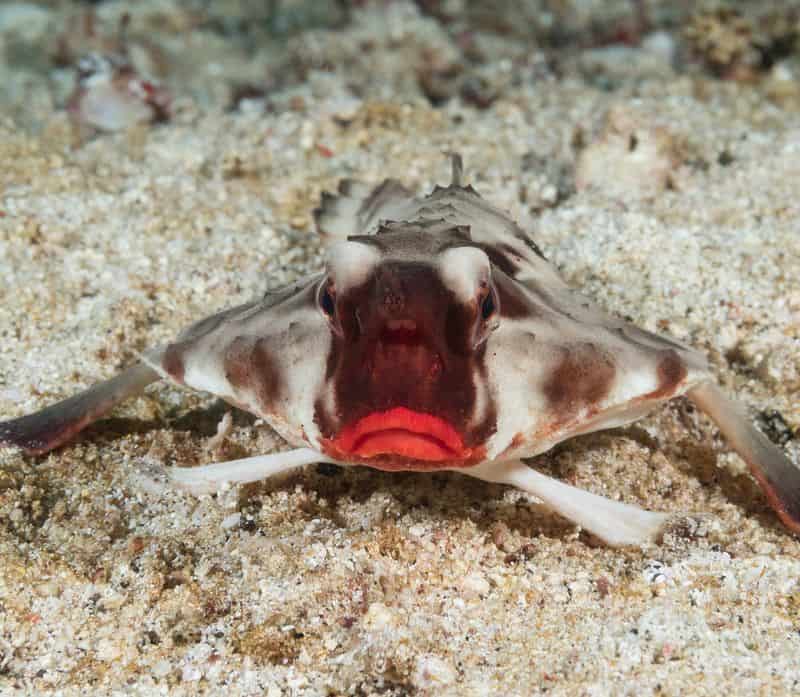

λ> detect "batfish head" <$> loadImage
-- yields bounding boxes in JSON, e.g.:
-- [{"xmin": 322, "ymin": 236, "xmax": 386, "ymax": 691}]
[
  {"xmin": 314, "ymin": 227, "xmax": 500, "ymax": 470},
  {"xmin": 158, "ymin": 174, "xmax": 705, "ymax": 478}
]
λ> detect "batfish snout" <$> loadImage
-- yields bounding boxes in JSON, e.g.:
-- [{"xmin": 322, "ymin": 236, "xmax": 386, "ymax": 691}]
[{"xmin": 315, "ymin": 257, "xmax": 496, "ymax": 469}]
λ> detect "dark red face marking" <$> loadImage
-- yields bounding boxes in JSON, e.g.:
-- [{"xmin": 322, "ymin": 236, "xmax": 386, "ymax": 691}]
[{"xmin": 315, "ymin": 259, "xmax": 495, "ymax": 469}]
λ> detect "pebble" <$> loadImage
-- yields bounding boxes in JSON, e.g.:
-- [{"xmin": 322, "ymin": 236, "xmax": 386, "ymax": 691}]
[
  {"xmin": 575, "ymin": 105, "xmax": 681, "ymax": 200},
  {"xmin": 413, "ymin": 654, "xmax": 457, "ymax": 688}
]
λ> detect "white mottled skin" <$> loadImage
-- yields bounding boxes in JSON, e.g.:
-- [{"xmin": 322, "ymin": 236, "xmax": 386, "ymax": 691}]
[
  {"xmin": 171, "ymin": 279, "xmax": 332, "ymax": 451},
  {"xmin": 325, "ymin": 240, "xmax": 381, "ymax": 292},
  {"xmin": 484, "ymin": 312, "xmax": 709, "ymax": 461},
  {"xmin": 437, "ymin": 246, "xmax": 491, "ymax": 303}
]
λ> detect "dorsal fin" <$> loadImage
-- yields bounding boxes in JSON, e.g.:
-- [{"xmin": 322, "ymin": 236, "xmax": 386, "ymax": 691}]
[
  {"xmin": 450, "ymin": 152, "xmax": 464, "ymax": 187},
  {"xmin": 313, "ymin": 154, "xmax": 466, "ymax": 244},
  {"xmin": 313, "ymin": 178, "xmax": 415, "ymax": 242}
]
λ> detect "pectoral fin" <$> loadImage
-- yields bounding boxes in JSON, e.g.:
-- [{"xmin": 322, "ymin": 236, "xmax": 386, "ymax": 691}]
[
  {"xmin": 169, "ymin": 448, "xmax": 337, "ymax": 494},
  {"xmin": 688, "ymin": 381, "xmax": 800, "ymax": 534},
  {"xmin": 0, "ymin": 360, "xmax": 161, "ymax": 455},
  {"xmin": 463, "ymin": 460, "xmax": 672, "ymax": 546}
]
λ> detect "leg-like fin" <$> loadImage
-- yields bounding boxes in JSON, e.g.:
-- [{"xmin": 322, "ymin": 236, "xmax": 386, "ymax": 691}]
[
  {"xmin": 688, "ymin": 381, "xmax": 800, "ymax": 534},
  {"xmin": 169, "ymin": 448, "xmax": 336, "ymax": 495},
  {"xmin": 463, "ymin": 460, "xmax": 671, "ymax": 546},
  {"xmin": 0, "ymin": 362, "xmax": 160, "ymax": 455}
]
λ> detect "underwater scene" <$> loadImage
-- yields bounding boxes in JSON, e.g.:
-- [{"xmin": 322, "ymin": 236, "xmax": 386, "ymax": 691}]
[{"xmin": 1, "ymin": 1, "xmax": 799, "ymax": 695}]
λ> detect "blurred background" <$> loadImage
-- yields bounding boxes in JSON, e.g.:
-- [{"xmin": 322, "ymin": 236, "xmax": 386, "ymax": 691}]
[{"xmin": 1, "ymin": 0, "xmax": 798, "ymax": 132}]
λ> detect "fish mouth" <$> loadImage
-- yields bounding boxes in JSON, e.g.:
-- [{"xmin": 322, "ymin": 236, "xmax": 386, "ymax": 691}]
[{"xmin": 332, "ymin": 407, "xmax": 467, "ymax": 462}]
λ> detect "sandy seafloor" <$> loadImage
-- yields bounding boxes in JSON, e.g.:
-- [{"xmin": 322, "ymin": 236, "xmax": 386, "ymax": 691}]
[{"xmin": 1, "ymin": 1, "xmax": 800, "ymax": 695}]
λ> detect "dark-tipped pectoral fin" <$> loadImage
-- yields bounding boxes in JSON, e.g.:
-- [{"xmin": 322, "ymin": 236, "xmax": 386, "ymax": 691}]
[
  {"xmin": 0, "ymin": 361, "xmax": 160, "ymax": 456},
  {"xmin": 688, "ymin": 381, "xmax": 800, "ymax": 534}
]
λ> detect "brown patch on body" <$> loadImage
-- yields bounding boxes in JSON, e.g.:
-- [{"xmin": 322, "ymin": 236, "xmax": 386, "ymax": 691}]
[
  {"xmin": 498, "ymin": 431, "xmax": 526, "ymax": 459},
  {"xmin": 224, "ymin": 336, "xmax": 282, "ymax": 413},
  {"xmin": 656, "ymin": 350, "xmax": 687, "ymax": 396},
  {"xmin": 162, "ymin": 343, "xmax": 186, "ymax": 383},
  {"xmin": 544, "ymin": 343, "xmax": 616, "ymax": 418},
  {"xmin": 639, "ymin": 349, "xmax": 688, "ymax": 401}
]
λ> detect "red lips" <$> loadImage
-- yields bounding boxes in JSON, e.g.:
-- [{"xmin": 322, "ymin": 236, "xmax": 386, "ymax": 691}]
[{"xmin": 331, "ymin": 407, "xmax": 467, "ymax": 462}]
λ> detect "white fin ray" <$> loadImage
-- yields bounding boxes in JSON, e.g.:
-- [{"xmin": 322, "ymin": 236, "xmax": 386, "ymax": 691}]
[
  {"xmin": 169, "ymin": 448, "xmax": 339, "ymax": 495},
  {"xmin": 463, "ymin": 460, "xmax": 672, "ymax": 546}
]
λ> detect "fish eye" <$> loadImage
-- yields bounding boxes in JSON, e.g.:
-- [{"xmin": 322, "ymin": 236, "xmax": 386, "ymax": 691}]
[
  {"xmin": 320, "ymin": 285, "xmax": 336, "ymax": 318},
  {"xmin": 481, "ymin": 289, "xmax": 496, "ymax": 320},
  {"xmin": 317, "ymin": 279, "xmax": 336, "ymax": 320}
]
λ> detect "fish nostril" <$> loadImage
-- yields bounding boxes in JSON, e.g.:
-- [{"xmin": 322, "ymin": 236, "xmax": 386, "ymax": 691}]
[{"xmin": 382, "ymin": 290, "xmax": 405, "ymax": 314}]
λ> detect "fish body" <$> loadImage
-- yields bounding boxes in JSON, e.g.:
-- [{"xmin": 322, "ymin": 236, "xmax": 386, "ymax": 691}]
[{"xmin": 1, "ymin": 157, "xmax": 797, "ymax": 545}]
